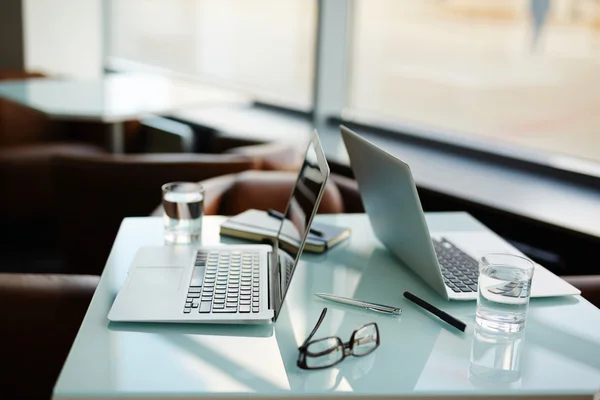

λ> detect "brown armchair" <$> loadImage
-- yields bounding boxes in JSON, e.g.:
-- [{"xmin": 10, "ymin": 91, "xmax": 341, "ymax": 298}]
[
  {"xmin": 562, "ymin": 275, "xmax": 600, "ymax": 309},
  {"xmin": 0, "ymin": 143, "xmax": 106, "ymax": 272},
  {"xmin": 52, "ymin": 144, "xmax": 303, "ymax": 276},
  {"xmin": 52, "ymin": 152, "xmax": 257, "ymax": 275},
  {"xmin": 0, "ymin": 273, "xmax": 99, "ymax": 400},
  {"xmin": 0, "ymin": 70, "xmax": 55, "ymax": 147}
]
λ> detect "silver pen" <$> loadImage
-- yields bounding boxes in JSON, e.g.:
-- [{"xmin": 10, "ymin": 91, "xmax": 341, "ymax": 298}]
[{"xmin": 315, "ymin": 293, "xmax": 402, "ymax": 315}]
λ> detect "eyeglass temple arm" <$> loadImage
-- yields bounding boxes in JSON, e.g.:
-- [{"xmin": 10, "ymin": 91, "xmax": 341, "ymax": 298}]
[{"xmin": 300, "ymin": 308, "xmax": 328, "ymax": 348}]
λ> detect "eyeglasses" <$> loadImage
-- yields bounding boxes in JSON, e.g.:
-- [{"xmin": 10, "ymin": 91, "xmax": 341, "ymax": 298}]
[{"xmin": 297, "ymin": 307, "xmax": 380, "ymax": 370}]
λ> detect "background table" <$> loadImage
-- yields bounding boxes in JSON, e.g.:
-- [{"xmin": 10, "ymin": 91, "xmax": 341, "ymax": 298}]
[
  {"xmin": 53, "ymin": 214, "xmax": 600, "ymax": 399},
  {"xmin": 0, "ymin": 73, "xmax": 249, "ymax": 153}
]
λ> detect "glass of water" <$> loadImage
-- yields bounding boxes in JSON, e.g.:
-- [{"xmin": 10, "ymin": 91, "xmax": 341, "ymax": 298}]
[
  {"xmin": 162, "ymin": 182, "xmax": 204, "ymax": 244},
  {"xmin": 475, "ymin": 253, "xmax": 534, "ymax": 333}
]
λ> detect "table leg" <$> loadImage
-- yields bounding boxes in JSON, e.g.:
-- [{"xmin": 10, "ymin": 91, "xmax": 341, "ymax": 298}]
[{"xmin": 108, "ymin": 122, "xmax": 125, "ymax": 154}]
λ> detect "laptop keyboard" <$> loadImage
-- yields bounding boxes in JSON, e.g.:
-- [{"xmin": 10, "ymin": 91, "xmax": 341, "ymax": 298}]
[
  {"xmin": 183, "ymin": 250, "xmax": 261, "ymax": 314},
  {"xmin": 432, "ymin": 238, "xmax": 479, "ymax": 293}
]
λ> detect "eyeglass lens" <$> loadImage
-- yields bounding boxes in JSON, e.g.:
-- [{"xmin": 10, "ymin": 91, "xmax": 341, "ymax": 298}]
[
  {"xmin": 305, "ymin": 337, "xmax": 343, "ymax": 369},
  {"xmin": 352, "ymin": 323, "xmax": 379, "ymax": 356}
]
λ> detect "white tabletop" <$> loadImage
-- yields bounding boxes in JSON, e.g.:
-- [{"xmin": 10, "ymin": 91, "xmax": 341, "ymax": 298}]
[
  {"xmin": 53, "ymin": 214, "xmax": 600, "ymax": 399},
  {"xmin": 0, "ymin": 73, "xmax": 249, "ymax": 123}
]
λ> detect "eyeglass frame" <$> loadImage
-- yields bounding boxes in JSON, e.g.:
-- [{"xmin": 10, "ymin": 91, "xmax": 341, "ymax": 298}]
[{"xmin": 297, "ymin": 307, "xmax": 380, "ymax": 370}]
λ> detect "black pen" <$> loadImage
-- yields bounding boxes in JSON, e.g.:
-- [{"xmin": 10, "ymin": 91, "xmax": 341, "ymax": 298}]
[
  {"xmin": 267, "ymin": 209, "xmax": 324, "ymax": 237},
  {"xmin": 403, "ymin": 291, "xmax": 466, "ymax": 332}
]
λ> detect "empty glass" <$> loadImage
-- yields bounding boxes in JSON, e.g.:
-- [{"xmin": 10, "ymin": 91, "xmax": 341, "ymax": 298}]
[
  {"xmin": 162, "ymin": 182, "xmax": 204, "ymax": 244},
  {"xmin": 476, "ymin": 253, "xmax": 535, "ymax": 333}
]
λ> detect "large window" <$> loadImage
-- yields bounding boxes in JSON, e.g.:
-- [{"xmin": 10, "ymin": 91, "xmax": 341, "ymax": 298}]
[
  {"xmin": 108, "ymin": 0, "xmax": 317, "ymax": 109},
  {"xmin": 107, "ymin": 0, "xmax": 600, "ymax": 166},
  {"xmin": 348, "ymin": 0, "xmax": 600, "ymax": 163}
]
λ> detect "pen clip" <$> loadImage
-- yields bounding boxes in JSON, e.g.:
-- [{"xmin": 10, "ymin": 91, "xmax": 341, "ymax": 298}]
[{"xmin": 366, "ymin": 305, "xmax": 402, "ymax": 315}]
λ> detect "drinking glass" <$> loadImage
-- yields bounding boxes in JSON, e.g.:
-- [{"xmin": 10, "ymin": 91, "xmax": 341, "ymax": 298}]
[
  {"xmin": 475, "ymin": 253, "xmax": 534, "ymax": 333},
  {"xmin": 162, "ymin": 182, "xmax": 204, "ymax": 244}
]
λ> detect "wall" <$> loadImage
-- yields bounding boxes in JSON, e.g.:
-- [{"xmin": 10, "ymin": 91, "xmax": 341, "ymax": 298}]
[
  {"xmin": 0, "ymin": 0, "xmax": 25, "ymax": 69},
  {"xmin": 23, "ymin": 0, "xmax": 103, "ymax": 78}
]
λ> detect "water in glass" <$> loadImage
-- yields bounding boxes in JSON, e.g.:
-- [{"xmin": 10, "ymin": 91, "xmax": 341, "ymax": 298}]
[
  {"xmin": 476, "ymin": 254, "xmax": 534, "ymax": 333},
  {"xmin": 162, "ymin": 183, "xmax": 204, "ymax": 244}
]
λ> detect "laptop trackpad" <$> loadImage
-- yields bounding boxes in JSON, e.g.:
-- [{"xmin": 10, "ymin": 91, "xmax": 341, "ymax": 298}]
[{"xmin": 129, "ymin": 267, "xmax": 184, "ymax": 293}]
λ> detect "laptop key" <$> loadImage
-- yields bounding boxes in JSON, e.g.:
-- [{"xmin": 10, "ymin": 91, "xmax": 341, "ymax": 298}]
[
  {"xmin": 199, "ymin": 302, "xmax": 212, "ymax": 313},
  {"xmin": 187, "ymin": 293, "xmax": 200, "ymax": 298},
  {"xmin": 468, "ymin": 285, "xmax": 478, "ymax": 292},
  {"xmin": 213, "ymin": 308, "xmax": 237, "ymax": 313},
  {"xmin": 190, "ymin": 266, "xmax": 205, "ymax": 287},
  {"xmin": 252, "ymin": 307, "xmax": 259, "ymax": 313},
  {"xmin": 239, "ymin": 305, "xmax": 251, "ymax": 313},
  {"xmin": 183, "ymin": 308, "xmax": 191, "ymax": 313}
]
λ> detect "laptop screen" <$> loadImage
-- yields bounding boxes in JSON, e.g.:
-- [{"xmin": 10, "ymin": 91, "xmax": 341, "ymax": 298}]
[{"xmin": 271, "ymin": 130, "xmax": 329, "ymax": 319}]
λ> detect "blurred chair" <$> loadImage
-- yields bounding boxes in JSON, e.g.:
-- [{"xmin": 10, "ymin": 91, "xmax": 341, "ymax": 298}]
[
  {"xmin": 329, "ymin": 173, "xmax": 365, "ymax": 213},
  {"xmin": 0, "ymin": 70, "xmax": 57, "ymax": 147},
  {"xmin": 563, "ymin": 275, "xmax": 600, "ymax": 309},
  {"xmin": 140, "ymin": 116, "xmax": 196, "ymax": 153},
  {"xmin": 0, "ymin": 143, "xmax": 106, "ymax": 273},
  {"xmin": 138, "ymin": 115, "xmax": 305, "ymax": 171},
  {"xmin": 0, "ymin": 272, "xmax": 99, "ymax": 400},
  {"xmin": 52, "ymin": 145, "xmax": 302, "ymax": 275}
]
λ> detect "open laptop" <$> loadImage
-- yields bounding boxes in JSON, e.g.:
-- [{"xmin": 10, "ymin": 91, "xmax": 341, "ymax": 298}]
[
  {"xmin": 340, "ymin": 125, "xmax": 580, "ymax": 301},
  {"xmin": 108, "ymin": 129, "xmax": 330, "ymax": 323}
]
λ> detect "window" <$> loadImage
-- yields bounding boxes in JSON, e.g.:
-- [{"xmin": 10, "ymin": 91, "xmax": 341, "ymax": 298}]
[
  {"xmin": 348, "ymin": 0, "xmax": 600, "ymax": 164},
  {"xmin": 107, "ymin": 0, "xmax": 600, "ymax": 167},
  {"xmin": 108, "ymin": 0, "xmax": 317, "ymax": 110}
]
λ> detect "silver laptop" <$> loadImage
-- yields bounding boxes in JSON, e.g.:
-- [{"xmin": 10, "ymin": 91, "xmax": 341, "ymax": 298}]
[
  {"xmin": 340, "ymin": 125, "xmax": 580, "ymax": 301},
  {"xmin": 108, "ymin": 129, "xmax": 330, "ymax": 323}
]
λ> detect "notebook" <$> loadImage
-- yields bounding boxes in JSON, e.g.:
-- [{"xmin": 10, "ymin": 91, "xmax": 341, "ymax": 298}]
[{"xmin": 220, "ymin": 209, "xmax": 351, "ymax": 253}]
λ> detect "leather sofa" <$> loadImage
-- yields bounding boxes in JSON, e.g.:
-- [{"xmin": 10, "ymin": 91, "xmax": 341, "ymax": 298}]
[{"xmin": 0, "ymin": 273, "xmax": 99, "ymax": 400}]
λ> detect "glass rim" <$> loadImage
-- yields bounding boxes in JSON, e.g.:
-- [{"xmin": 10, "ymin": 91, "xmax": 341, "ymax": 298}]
[
  {"xmin": 480, "ymin": 253, "xmax": 534, "ymax": 270},
  {"xmin": 161, "ymin": 181, "xmax": 203, "ymax": 194}
]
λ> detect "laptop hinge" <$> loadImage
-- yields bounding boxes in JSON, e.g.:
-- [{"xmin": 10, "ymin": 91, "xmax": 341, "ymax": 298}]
[{"xmin": 268, "ymin": 243, "xmax": 282, "ymax": 321}]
